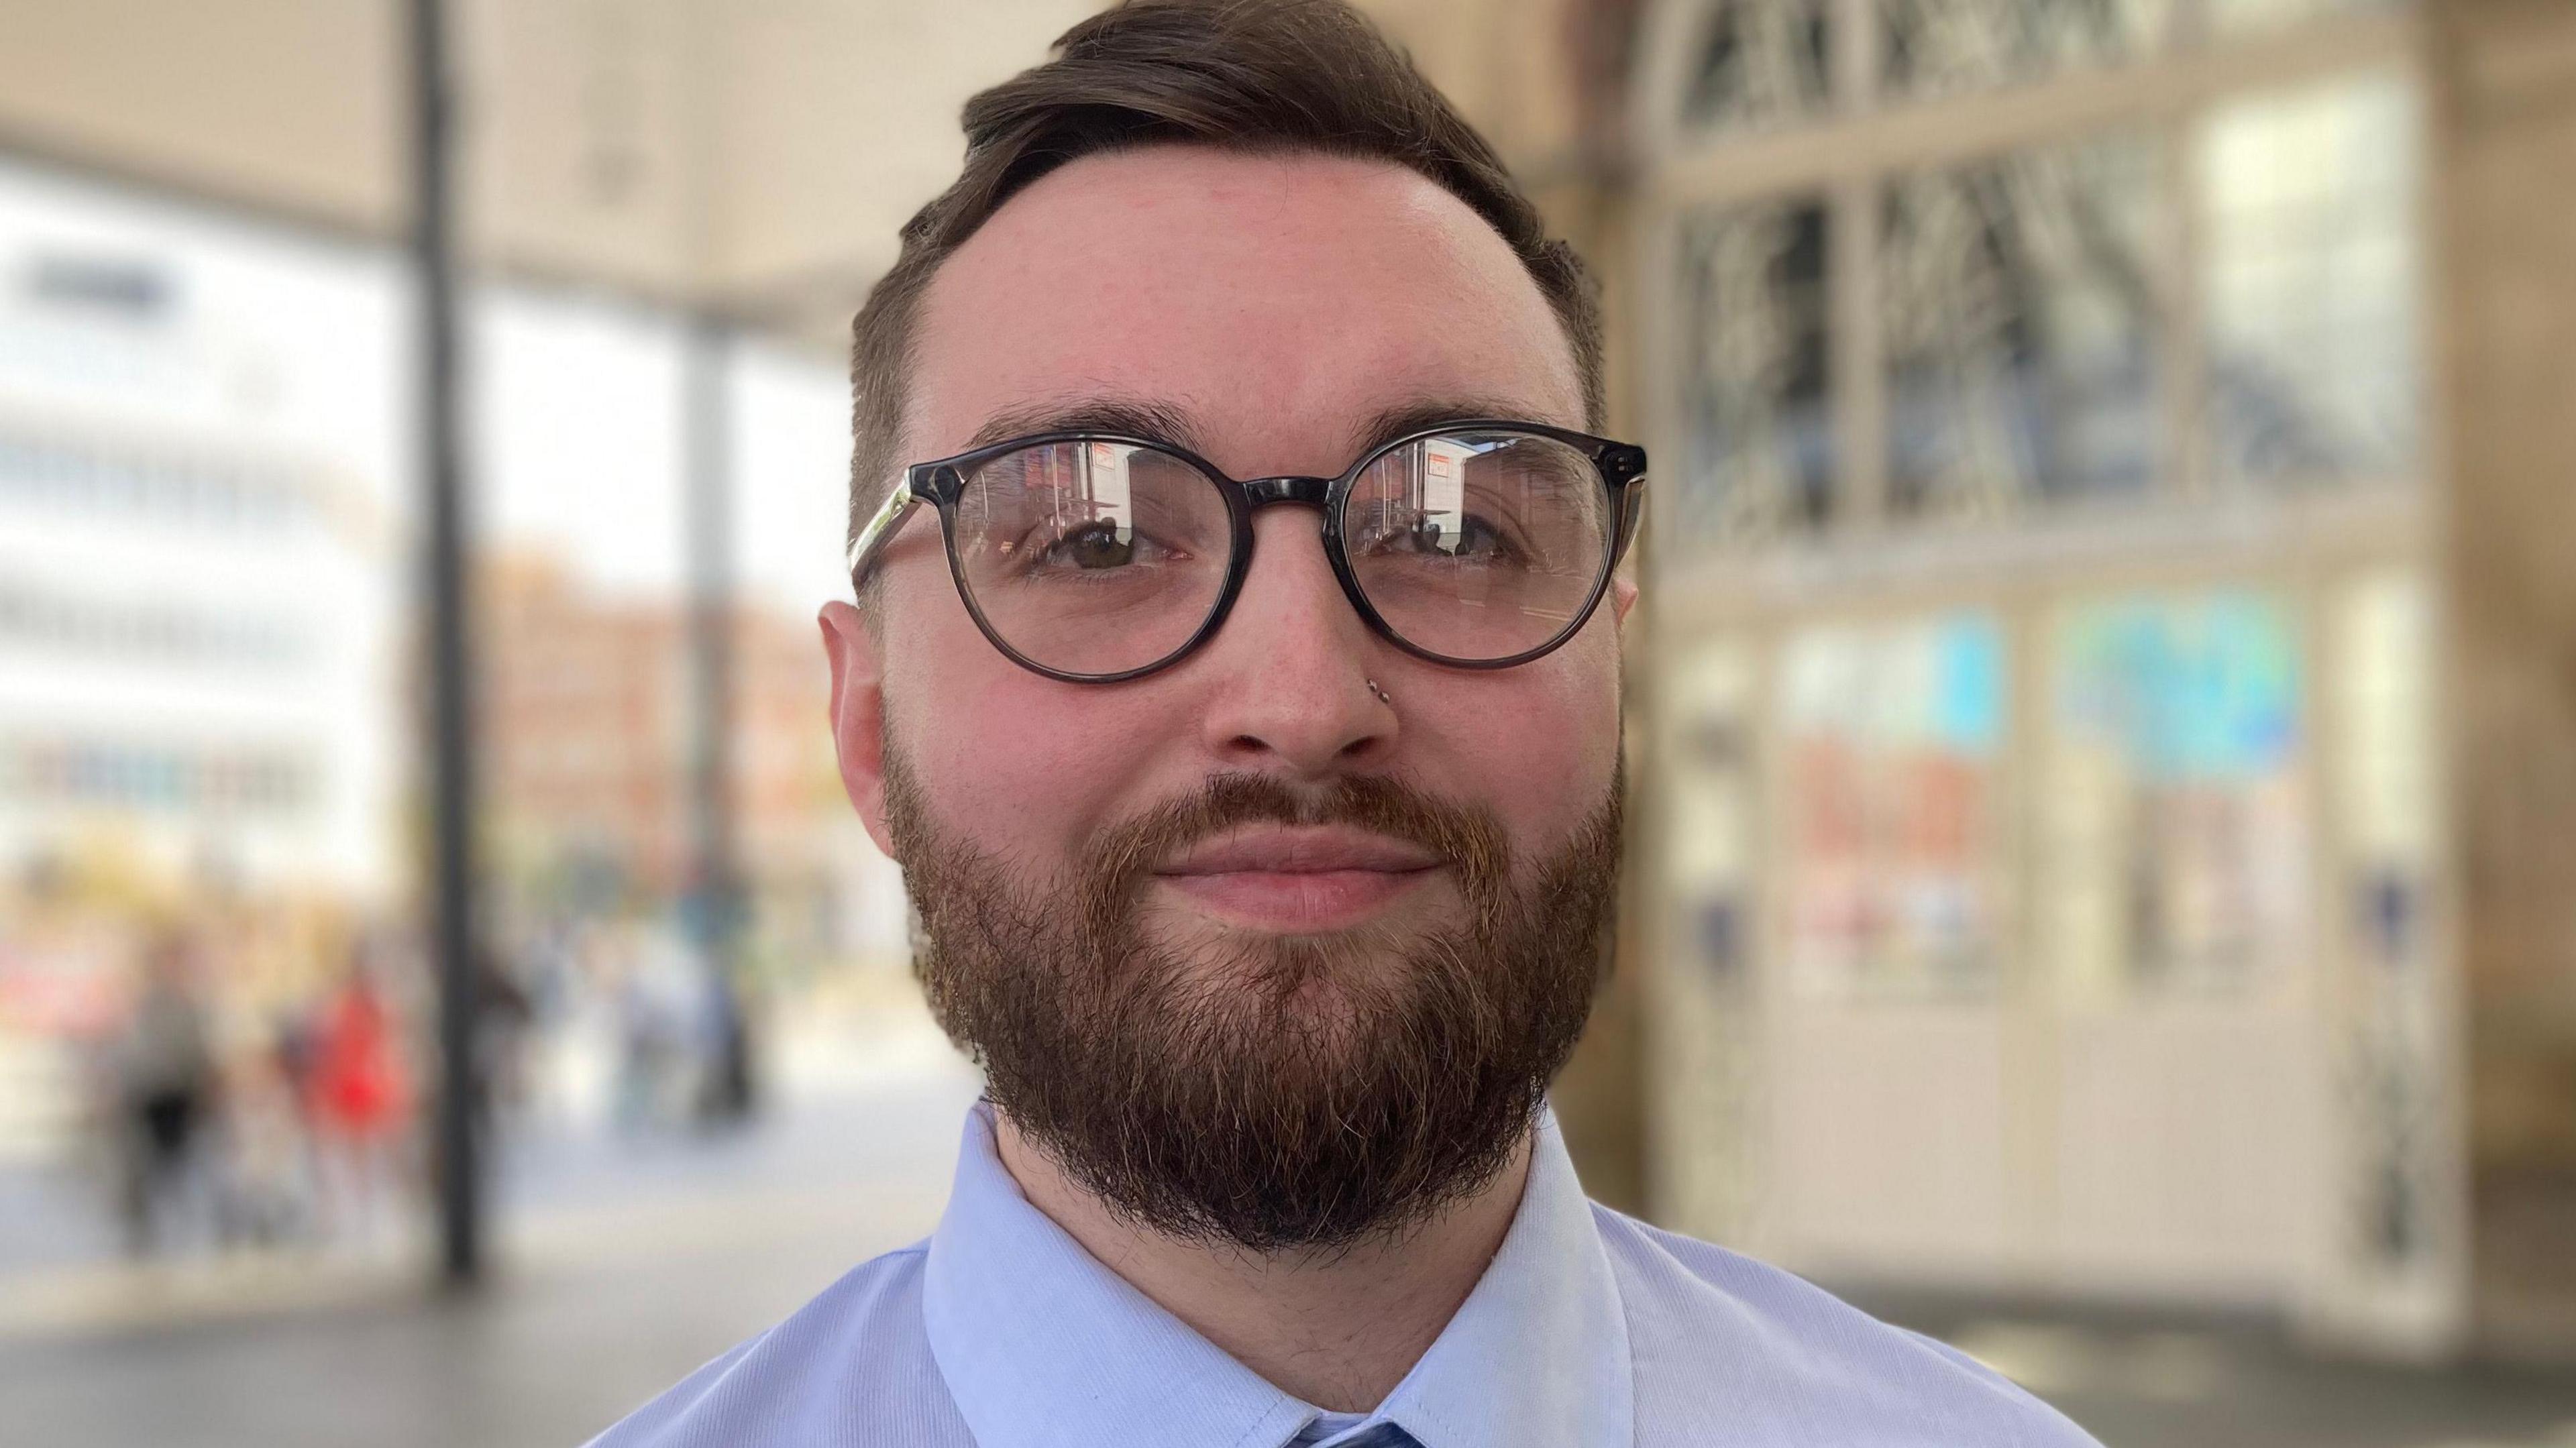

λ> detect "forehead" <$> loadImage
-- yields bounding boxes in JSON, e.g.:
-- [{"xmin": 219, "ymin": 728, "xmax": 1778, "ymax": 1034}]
[{"xmin": 907, "ymin": 146, "xmax": 1585, "ymax": 472}]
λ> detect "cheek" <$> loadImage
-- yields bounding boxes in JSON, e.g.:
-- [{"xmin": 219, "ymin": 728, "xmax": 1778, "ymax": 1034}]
[
  {"xmin": 1409, "ymin": 626, "xmax": 1623, "ymax": 848},
  {"xmin": 890, "ymin": 614, "xmax": 1168, "ymax": 861}
]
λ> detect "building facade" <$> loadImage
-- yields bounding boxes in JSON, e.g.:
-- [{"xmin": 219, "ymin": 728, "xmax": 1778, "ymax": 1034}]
[
  {"xmin": 476, "ymin": 555, "xmax": 887, "ymax": 979},
  {"xmin": 1586, "ymin": 0, "xmax": 2576, "ymax": 1363},
  {"xmin": 0, "ymin": 184, "xmax": 407, "ymax": 1159}
]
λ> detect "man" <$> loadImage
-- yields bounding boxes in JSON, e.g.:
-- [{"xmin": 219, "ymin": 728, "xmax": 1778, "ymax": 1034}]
[
  {"xmin": 111, "ymin": 931, "xmax": 215, "ymax": 1257},
  {"xmin": 598, "ymin": 2, "xmax": 2098, "ymax": 1444}
]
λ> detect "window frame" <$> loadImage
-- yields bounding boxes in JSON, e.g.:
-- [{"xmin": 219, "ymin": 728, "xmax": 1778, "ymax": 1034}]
[{"xmin": 1632, "ymin": 0, "xmax": 2428, "ymax": 575}]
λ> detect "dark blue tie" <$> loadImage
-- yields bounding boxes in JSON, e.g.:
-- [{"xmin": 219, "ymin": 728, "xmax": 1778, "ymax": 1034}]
[{"xmin": 1322, "ymin": 1425, "xmax": 1422, "ymax": 1448}]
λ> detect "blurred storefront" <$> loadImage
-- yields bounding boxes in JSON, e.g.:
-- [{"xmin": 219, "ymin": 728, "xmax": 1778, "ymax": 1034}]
[
  {"xmin": 0, "ymin": 172, "xmax": 411, "ymax": 1172},
  {"xmin": 1613, "ymin": 0, "xmax": 2575, "ymax": 1365},
  {"xmin": 0, "ymin": 160, "xmax": 914, "ymax": 1270}
]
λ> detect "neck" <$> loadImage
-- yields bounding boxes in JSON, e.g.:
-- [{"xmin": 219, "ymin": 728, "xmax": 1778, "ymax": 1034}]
[{"xmin": 991, "ymin": 1114, "xmax": 1534, "ymax": 1414}]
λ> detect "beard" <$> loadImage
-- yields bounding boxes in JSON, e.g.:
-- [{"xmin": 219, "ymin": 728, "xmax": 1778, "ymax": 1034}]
[{"xmin": 884, "ymin": 745, "xmax": 1623, "ymax": 1255}]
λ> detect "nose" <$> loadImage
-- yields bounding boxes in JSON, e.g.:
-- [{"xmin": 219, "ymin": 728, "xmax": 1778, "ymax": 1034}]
[{"xmin": 1191, "ymin": 507, "xmax": 1395, "ymax": 776}]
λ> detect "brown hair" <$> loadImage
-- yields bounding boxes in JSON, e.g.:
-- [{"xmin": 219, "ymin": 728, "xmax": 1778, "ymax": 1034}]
[{"xmin": 845, "ymin": 0, "xmax": 1606, "ymax": 558}]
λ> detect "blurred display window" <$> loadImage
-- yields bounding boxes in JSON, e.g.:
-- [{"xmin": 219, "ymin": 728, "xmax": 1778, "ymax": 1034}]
[
  {"xmin": 1682, "ymin": 0, "xmax": 1835, "ymax": 131},
  {"xmin": 1878, "ymin": 0, "xmax": 2170, "ymax": 101},
  {"xmin": 1676, "ymin": 198, "xmax": 1835, "ymax": 543},
  {"xmin": 1779, "ymin": 612, "xmax": 2008, "ymax": 999},
  {"xmin": 2041, "ymin": 590, "xmax": 2308, "ymax": 1003},
  {"xmin": 2200, "ymin": 72, "xmax": 2421, "ymax": 488},
  {"xmin": 1883, "ymin": 130, "xmax": 2163, "ymax": 517}
]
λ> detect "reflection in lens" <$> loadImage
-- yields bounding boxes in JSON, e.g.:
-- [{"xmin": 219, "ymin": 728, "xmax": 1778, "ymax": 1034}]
[
  {"xmin": 948, "ymin": 440, "xmax": 1232, "ymax": 677},
  {"xmin": 1343, "ymin": 432, "xmax": 1611, "ymax": 663}
]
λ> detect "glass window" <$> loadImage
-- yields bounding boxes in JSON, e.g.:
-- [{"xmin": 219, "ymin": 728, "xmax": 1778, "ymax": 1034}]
[
  {"xmin": 2041, "ymin": 590, "xmax": 2308, "ymax": 1001},
  {"xmin": 1683, "ymin": 0, "xmax": 1834, "ymax": 132},
  {"xmin": 1879, "ymin": 0, "xmax": 2171, "ymax": 101},
  {"xmin": 1780, "ymin": 613, "xmax": 2009, "ymax": 999},
  {"xmin": 1883, "ymin": 132, "xmax": 2162, "ymax": 517},
  {"xmin": 2200, "ymin": 74, "xmax": 2421, "ymax": 488},
  {"xmin": 1676, "ymin": 198, "xmax": 1834, "ymax": 543}
]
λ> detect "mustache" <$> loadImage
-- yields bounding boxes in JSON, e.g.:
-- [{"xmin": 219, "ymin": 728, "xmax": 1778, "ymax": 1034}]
[{"xmin": 1082, "ymin": 772, "xmax": 1512, "ymax": 914}]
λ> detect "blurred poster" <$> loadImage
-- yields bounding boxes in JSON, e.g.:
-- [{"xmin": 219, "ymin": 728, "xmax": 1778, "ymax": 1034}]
[
  {"xmin": 2043, "ymin": 590, "xmax": 2307, "ymax": 1003},
  {"xmin": 1780, "ymin": 613, "xmax": 2006, "ymax": 1000}
]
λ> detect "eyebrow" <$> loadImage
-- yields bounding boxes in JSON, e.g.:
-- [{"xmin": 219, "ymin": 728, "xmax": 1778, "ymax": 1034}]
[
  {"xmin": 961, "ymin": 396, "xmax": 1208, "ymax": 454},
  {"xmin": 957, "ymin": 391, "xmax": 1569, "ymax": 474},
  {"xmin": 1352, "ymin": 395, "xmax": 1568, "ymax": 456}
]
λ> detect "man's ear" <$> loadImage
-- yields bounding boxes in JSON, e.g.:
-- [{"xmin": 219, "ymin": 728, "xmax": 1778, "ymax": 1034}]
[
  {"xmin": 1611, "ymin": 575, "xmax": 1640, "ymax": 626},
  {"xmin": 820, "ymin": 600, "xmax": 896, "ymax": 858}
]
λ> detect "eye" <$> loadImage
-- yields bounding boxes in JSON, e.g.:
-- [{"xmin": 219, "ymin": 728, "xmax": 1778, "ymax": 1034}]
[
  {"xmin": 1355, "ymin": 505, "xmax": 1526, "ymax": 565},
  {"xmin": 1410, "ymin": 512, "xmax": 1512, "ymax": 559},
  {"xmin": 1020, "ymin": 518, "xmax": 1192, "ymax": 574},
  {"xmin": 1046, "ymin": 520, "xmax": 1142, "ymax": 569}
]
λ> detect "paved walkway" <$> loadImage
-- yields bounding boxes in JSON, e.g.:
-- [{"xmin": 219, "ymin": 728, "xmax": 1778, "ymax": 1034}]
[
  {"xmin": 6, "ymin": 1046, "xmax": 2576, "ymax": 1447},
  {"xmin": 0, "ymin": 1024, "xmax": 986, "ymax": 1447},
  {"xmin": 1873, "ymin": 1294, "xmax": 2576, "ymax": 1448}
]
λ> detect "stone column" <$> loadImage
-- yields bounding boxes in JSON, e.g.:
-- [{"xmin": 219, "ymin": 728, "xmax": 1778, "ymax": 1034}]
[{"xmin": 2436, "ymin": 0, "xmax": 2576, "ymax": 1361}]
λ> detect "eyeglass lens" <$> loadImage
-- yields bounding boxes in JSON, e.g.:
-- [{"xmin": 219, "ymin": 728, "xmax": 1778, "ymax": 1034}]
[
  {"xmin": 1340, "ymin": 431, "xmax": 1611, "ymax": 663},
  {"xmin": 941, "ymin": 431, "xmax": 1613, "ymax": 678}
]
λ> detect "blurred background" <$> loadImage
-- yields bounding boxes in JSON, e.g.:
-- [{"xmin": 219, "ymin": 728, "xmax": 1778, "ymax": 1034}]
[{"xmin": 0, "ymin": 1, "xmax": 2570, "ymax": 1444}]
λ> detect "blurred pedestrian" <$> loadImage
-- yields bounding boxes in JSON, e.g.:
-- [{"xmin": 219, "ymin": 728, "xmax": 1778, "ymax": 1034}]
[
  {"xmin": 213, "ymin": 1029, "xmax": 311, "ymax": 1248},
  {"xmin": 472, "ymin": 943, "xmax": 535, "ymax": 1131},
  {"xmin": 108, "ymin": 930, "xmax": 215, "ymax": 1258},
  {"xmin": 691, "ymin": 960, "xmax": 757, "ymax": 1129},
  {"xmin": 305, "ymin": 953, "xmax": 411, "ymax": 1247},
  {"xmin": 613, "ymin": 925, "xmax": 692, "ymax": 1132}
]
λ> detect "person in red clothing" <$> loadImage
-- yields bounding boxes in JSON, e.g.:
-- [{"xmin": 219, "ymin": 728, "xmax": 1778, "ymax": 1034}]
[{"xmin": 304, "ymin": 956, "xmax": 411, "ymax": 1247}]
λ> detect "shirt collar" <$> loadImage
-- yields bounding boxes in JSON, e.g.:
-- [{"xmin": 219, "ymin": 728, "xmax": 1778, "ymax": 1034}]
[{"xmin": 920, "ymin": 1100, "xmax": 1632, "ymax": 1448}]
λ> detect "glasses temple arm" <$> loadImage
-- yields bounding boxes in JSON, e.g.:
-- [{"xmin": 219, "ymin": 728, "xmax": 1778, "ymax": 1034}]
[
  {"xmin": 1611, "ymin": 478, "xmax": 1646, "ymax": 566},
  {"xmin": 845, "ymin": 486, "xmax": 920, "ymax": 588}
]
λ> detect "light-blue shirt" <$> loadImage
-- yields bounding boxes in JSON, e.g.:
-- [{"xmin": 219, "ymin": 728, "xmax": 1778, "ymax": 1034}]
[{"xmin": 592, "ymin": 1101, "xmax": 2098, "ymax": 1447}]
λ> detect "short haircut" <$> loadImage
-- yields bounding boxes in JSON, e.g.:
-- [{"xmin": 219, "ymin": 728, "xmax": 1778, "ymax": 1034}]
[{"xmin": 845, "ymin": 0, "xmax": 1607, "ymax": 561}]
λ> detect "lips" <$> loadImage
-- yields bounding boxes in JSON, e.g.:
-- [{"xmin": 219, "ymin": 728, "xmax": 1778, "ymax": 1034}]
[
  {"xmin": 1151, "ymin": 826, "xmax": 1443, "ymax": 931},
  {"xmin": 1155, "ymin": 826, "xmax": 1442, "ymax": 877}
]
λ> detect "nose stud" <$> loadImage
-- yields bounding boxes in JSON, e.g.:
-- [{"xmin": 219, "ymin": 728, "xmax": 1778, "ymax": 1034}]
[{"xmin": 1366, "ymin": 677, "xmax": 1393, "ymax": 709}]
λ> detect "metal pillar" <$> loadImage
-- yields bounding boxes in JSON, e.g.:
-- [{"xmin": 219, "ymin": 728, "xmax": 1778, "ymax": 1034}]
[
  {"xmin": 411, "ymin": 0, "xmax": 482, "ymax": 1285},
  {"xmin": 684, "ymin": 317, "xmax": 755, "ymax": 1122}
]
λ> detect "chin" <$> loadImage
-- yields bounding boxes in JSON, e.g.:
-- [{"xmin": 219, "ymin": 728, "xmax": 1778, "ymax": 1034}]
[{"xmin": 1147, "ymin": 910, "xmax": 1434, "ymax": 1011}]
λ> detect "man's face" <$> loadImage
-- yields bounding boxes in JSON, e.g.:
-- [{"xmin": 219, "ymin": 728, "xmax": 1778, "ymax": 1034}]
[{"xmin": 822, "ymin": 146, "xmax": 1629, "ymax": 1249}]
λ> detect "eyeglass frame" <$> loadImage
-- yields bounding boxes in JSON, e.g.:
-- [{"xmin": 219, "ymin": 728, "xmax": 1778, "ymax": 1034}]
[{"xmin": 845, "ymin": 419, "xmax": 1650, "ymax": 685}]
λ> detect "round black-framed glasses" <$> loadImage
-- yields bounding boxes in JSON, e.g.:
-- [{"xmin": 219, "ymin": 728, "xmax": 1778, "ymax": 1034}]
[{"xmin": 845, "ymin": 420, "xmax": 1648, "ymax": 684}]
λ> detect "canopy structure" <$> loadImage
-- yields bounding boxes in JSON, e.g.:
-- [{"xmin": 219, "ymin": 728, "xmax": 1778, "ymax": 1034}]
[{"xmin": 0, "ymin": 0, "xmax": 1102, "ymax": 352}]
